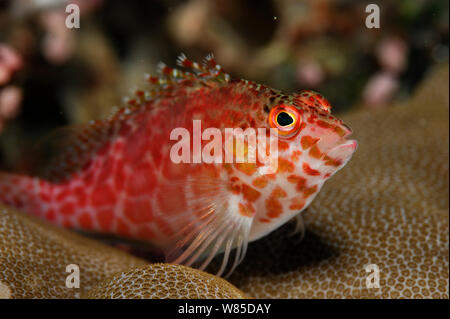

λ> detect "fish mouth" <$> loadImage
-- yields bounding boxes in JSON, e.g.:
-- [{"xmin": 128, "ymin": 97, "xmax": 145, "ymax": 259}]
[
  {"xmin": 337, "ymin": 123, "xmax": 357, "ymax": 149},
  {"xmin": 334, "ymin": 138, "xmax": 358, "ymax": 151},
  {"xmin": 336, "ymin": 126, "xmax": 357, "ymax": 145},
  {"xmin": 328, "ymin": 133, "xmax": 358, "ymax": 163}
]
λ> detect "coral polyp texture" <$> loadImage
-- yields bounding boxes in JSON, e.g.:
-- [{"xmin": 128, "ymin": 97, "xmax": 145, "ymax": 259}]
[{"xmin": 86, "ymin": 264, "xmax": 246, "ymax": 299}]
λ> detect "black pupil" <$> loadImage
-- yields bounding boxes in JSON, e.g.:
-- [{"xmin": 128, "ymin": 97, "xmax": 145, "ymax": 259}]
[{"xmin": 277, "ymin": 112, "xmax": 294, "ymax": 126}]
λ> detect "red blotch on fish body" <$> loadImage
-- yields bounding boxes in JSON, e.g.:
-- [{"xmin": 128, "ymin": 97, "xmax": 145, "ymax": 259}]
[
  {"xmin": 252, "ymin": 176, "xmax": 268, "ymax": 188},
  {"xmin": 309, "ymin": 145, "xmax": 323, "ymax": 159},
  {"xmin": 316, "ymin": 120, "xmax": 332, "ymax": 129},
  {"xmin": 228, "ymin": 176, "xmax": 241, "ymax": 194},
  {"xmin": 45, "ymin": 209, "xmax": 57, "ymax": 222},
  {"xmin": 303, "ymin": 163, "xmax": 320, "ymax": 176},
  {"xmin": 59, "ymin": 202, "xmax": 76, "ymax": 216},
  {"xmin": 73, "ymin": 186, "xmax": 87, "ymax": 207},
  {"xmin": 289, "ymin": 197, "xmax": 305, "ymax": 210},
  {"xmin": 78, "ymin": 212, "xmax": 94, "ymax": 230},
  {"xmin": 323, "ymin": 155, "xmax": 342, "ymax": 167},
  {"xmin": 303, "ymin": 185, "xmax": 318, "ymax": 198},
  {"xmin": 113, "ymin": 159, "xmax": 126, "ymax": 190},
  {"xmin": 266, "ymin": 197, "xmax": 283, "ymax": 218},
  {"xmin": 238, "ymin": 202, "xmax": 255, "ymax": 217},
  {"xmin": 278, "ymin": 158, "xmax": 295, "ymax": 173},
  {"xmin": 301, "ymin": 136, "xmax": 319, "ymax": 150},
  {"xmin": 242, "ymin": 184, "xmax": 261, "ymax": 202},
  {"xmin": 55, "ymin": 188, "xmax": 70, "ymax": 202},
  {"xmin": 291, "ymin": 150, "xmax": 302, "ymax": 162},
  {"xmin": 124, "ymin": 198, "xmax": 153, "ymax": 223},
  {"xmin": 112, "ymin": 139, "xmax": 125, "ymax": 153},
  {"xmin": 91, "ymin": 185, "xmax": 116, "ymax": 207},
  {"xmin": 39, "ymin": 190, "xmax": 51, "ymax": 202},
  {"xmin": 334, "ymin": 126, "xmax": 346, "ymax": 137},
  {"xmin": 278, "ymin": 140, "xmax": 290, "ymax": 151},
  {"xmin": 271, "ymin": 186, "xmax": 287, "ymax": 198},
  {"xmin": 229, "ymin": 183, "xmax": 241, "ymax": 194},
  {"xmin": 307, "ymin": 115, "xmax": 318, "ymax": 123},
  {"xmin": 235, "ymin": 163, "xmax": 258, "ymax": 176},
  {"xmin": 288, "ymin": 175, "xmax": 307, "ymax": 192}
]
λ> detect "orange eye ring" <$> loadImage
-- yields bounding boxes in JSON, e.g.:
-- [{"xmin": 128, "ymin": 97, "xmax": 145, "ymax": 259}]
[{"xmin": 269, "ymin": 105, "xmax": 302, "ymax": 138}]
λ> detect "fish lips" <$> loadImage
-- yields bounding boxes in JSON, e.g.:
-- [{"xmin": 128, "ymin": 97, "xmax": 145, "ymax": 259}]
[{"xmin": 328, "ymin": 135, "xmax": 358, "ymax": 166}]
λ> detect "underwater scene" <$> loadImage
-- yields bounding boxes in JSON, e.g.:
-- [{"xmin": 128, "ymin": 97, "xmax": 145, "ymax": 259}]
[{"xmin": 0, "ymin": 0, "xmax": 448, "ymax": 305}]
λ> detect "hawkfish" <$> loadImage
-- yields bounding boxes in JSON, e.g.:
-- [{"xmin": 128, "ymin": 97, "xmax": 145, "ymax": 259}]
[{"xmin": 0, "ymin": 54, "xmax": 357, "ymax": 276}]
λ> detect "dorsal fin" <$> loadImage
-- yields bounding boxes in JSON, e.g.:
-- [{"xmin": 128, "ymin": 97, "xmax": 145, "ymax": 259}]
[
  {"xmin": 122, "ymin": 53, "xmax": 231, "ymax": 108},
  {"xmin": 177, "ymin": 52, "xmax": 230, "ymax": 82}
]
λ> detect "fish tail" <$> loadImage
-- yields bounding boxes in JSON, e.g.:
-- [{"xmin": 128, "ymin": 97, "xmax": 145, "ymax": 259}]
[{"xmin": 0, "ymin": 172, "xmax": 53, "ymax": 219}]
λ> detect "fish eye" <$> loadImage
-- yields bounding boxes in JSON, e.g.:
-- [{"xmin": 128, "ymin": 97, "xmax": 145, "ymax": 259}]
[
  {"xmin": 269, "ymin": 105, "xmax": 302, "ymax": 138},
  {"xmin": 276, "ymin": 111, "xmax": 295, "ymax": 127}
]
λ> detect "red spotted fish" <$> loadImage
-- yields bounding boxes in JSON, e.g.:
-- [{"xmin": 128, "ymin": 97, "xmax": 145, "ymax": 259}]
[{"xmin": 0, "ymin": 54, "xmax": 357, "ymax": 276}]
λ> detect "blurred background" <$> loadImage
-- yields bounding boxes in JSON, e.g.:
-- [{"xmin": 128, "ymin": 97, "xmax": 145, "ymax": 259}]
[{"xmin": 0, "ymin": 0, "xmax": 448, "ymax": 170}]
